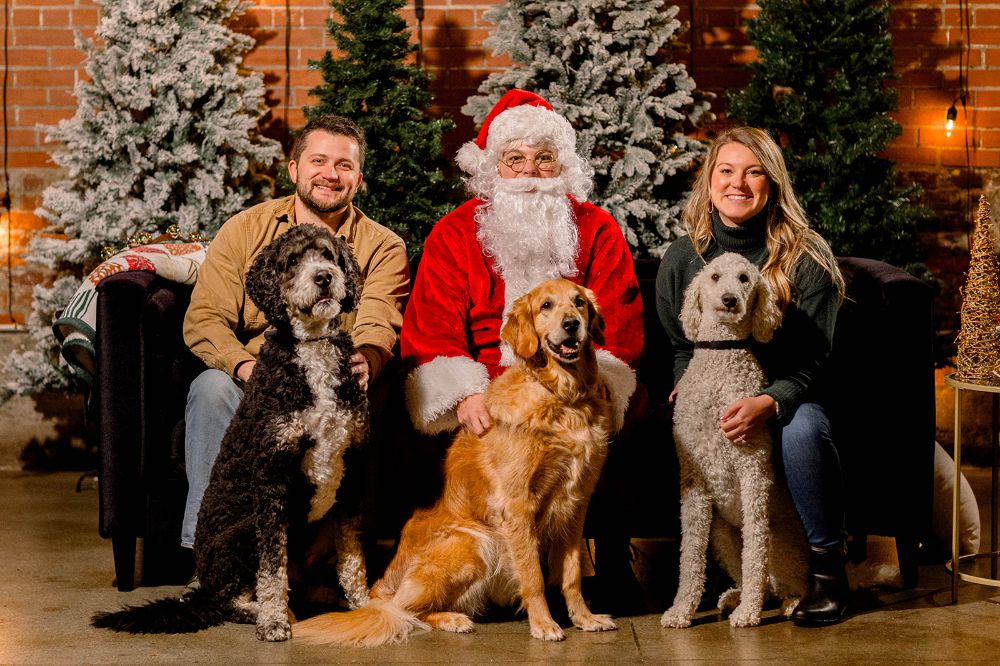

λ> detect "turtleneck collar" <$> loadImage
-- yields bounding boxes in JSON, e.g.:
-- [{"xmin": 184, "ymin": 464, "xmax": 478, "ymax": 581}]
[{"xmin": 711, "ymin": 208, "xmax": 768, "ymax": 254}]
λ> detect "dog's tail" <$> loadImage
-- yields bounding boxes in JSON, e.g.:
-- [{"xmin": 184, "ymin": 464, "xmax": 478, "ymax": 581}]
[
  {"xmin": 293, "ymin": 599, "xmax": 430, "ymax": 647},
  {"xmin": 91, "ymin": 587, "xmax": 229, "ymax": 634}
]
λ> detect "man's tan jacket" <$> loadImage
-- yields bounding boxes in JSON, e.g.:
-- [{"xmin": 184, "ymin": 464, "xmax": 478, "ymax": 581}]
[{"xmin": 183, "ymin": 195, "xmax": 409, "ymax": 382}]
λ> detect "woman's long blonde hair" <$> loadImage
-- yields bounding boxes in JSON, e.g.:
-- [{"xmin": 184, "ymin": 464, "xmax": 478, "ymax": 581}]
[{"xmin": 683, "ymin": 126, "xmax": 844, "ymax": 311}]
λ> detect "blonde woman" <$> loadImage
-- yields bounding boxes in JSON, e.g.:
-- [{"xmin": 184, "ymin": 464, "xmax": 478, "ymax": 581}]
[{"xmin": 656, "ymin": 126, "xmax": 849, "ymax": 626}]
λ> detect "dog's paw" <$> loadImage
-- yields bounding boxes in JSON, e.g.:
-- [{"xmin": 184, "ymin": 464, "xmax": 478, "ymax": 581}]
[
  {"xmin": 728, "ymin": 604, "xmax": 761, "ymax": 628},
  {"xmin": 256, "ymin": 619, "xmax": 292, "ymax": 642},
  {"xmin": 573, "ymin": 613, "xmax": 617, "ymax": 632},
  {"xmin": 660, "ymin": 607, "xmax": 692, "ymax": 629},
  {"xmin": 530, "ymin": 618, "xmax": 566, "ymax": 641},
  {"xmin": 425, "ymin": 612, "xmax": 475, "ymax": 633},
  {"xmin": 780, "ymin": 597, "xmax": 800, "ymax": 618},
  {"xmin": 717, "ymin": 587, "xmax": 741, "ymax": 611}
]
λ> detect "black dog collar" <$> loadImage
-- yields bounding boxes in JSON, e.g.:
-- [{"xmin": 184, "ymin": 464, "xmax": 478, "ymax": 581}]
[{"xmin": 694, "ymin": 339, "xmax": 753, "ymax": 350}]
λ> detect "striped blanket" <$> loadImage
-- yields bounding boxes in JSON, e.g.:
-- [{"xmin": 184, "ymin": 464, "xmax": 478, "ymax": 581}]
[{"xmin": 53, "ymin": 242, "xmax": 209, "ymax": 386}]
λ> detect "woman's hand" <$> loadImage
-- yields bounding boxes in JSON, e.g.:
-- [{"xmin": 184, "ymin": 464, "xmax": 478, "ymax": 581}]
[
  {"xmin": 457, "ymin": 393, "xmax": 491, "ymax": 435},
  {"xmin": 720, "ymin": 394, "xmax": 777, "ymax": 445}
]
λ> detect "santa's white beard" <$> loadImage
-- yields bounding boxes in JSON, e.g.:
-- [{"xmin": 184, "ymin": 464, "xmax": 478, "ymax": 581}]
[{"xmin": 476, "ymin": 176, "xmax": 580, "ymax": 312}]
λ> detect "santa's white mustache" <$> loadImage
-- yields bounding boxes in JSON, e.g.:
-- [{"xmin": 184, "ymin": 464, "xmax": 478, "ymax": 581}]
[{"xmin": 494, "ymin": 175, "xmax": 568, "ymax": 194}]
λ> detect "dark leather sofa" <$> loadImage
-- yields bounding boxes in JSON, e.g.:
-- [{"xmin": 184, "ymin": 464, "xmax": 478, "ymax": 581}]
[{"xmin": 93, "ymin": 256, "xmax": 935, "ymax": 591}]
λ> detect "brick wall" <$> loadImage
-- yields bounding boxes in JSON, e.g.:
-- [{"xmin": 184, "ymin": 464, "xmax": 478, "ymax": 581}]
[{"xmin": 0, "ymin": 0, "xmax": 994, "ymax": 329}]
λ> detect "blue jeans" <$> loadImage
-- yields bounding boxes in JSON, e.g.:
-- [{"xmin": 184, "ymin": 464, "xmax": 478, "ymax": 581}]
[
  {"xmin": 778, "ymin": 402, "xmax": 846, "ymax": 549},
  {"xmin": 181, "ymin": 369, "xmax": 243, "ymax": 549}
]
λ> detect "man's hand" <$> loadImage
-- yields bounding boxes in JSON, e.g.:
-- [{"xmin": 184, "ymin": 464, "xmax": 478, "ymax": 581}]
[
  {"xmin": 349, "ymin": 352, "xmax": 370, "ymax": 391},
  {"xmin": 457, "ymin": 393, "xmax": 491, "ymax": 435},
  {"xmin": 720, "ymin": 394, "xmax": 777, "ymax": 445},
  {"xmin": 235, "ymin": 360, "xmax": 256, "ymax": 383}
]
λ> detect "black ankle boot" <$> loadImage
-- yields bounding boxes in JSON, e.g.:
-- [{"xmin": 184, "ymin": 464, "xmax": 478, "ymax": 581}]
[{"xmin": 791, "ymin": 544, "xmax": 850, "ymax": 627}]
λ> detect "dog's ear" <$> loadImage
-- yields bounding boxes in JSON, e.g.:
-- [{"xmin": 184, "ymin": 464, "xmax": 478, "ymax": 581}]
[
  {"xmin": 678, "ymin": 272, "xmax": 703, "ymax": 342},
  {"xmin": 501, "ymin": 295, "xmax": 539, "ymax": 359},
  {"xmin": 246, "ymin": 233, "xmax": 290, "ymax": 327},
  {"xmin": 334, "ymin": 237, "xmax": 362, "ymax": 314},
  {"xmin": 751, "ymin": 276, "xmax": 783, "ymax": 343},
  {"xmin": 582, "ymin": 287, "xmax": 605, "ymax": 346}
]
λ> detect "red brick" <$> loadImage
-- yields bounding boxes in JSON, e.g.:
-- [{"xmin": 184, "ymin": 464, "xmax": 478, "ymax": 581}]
[
  {"xmin": 245, "ymin": 46, "xmax": 293, "ymax": 67},
  {"xmin": 974, "ymin": 8, "xmax": 1000, "ymax": 26},
  {"xmin": 14, "ymin": 28, "xmax": 76, "ymax": 47},
  {"xmin": 11, "ymin": 9, "xmax": 41, "ymax": 26},
  {"xmin": 13, "ymin": 69, "xmax": 76, "ymax": 87},
  {"xmin": 5, "ymin": 129, "xmax": 44, "ymax": 150},
  {"xmin": 49, "ymin": 48, "xmax": 85, "ymax": 67},
  {"xmin": 8, "ymin": 88, "xmax": 48, "ymax": 106},
  {"xmin": 892, "ymin": 8, "xmax": 942, "ymax": 29},
  {"xmin": 966, "ymin": 68, "xmax": 1000, "ymax": 87},
  {"xmin": 8, "ymin": 151, "xmax": 55, "ymax": 168},
  {"xmin": 17, "ymin": 108, "xmax": 78, "ymax": 127},
  {"xmin": 894, "ymin": 27, "xmax": 954, "ymax": 47},
  {"xmin": 40, "ymin": 9, "xmax": 71, "ymax": 26},
  {"xmin": 1, "ymin": 47, "xmax": 49, "ymax": 67},
  {"xmin": 941, "ymin": 148, "xmax": 999, "ymax": 168},
  {"xmin": 70, "ymin": 8, "xmax": 99, "ymax": 25},
  {"xmin": 978, "ymin": 129, "xmax": 1000, "ymax": 148},
  {"xmin": 888, "ymin": 146, "xmax": 941, "ymax": 167},
  {"xmin": 900, "ymin": 68, "xmax": 945, "ymax": 88}
]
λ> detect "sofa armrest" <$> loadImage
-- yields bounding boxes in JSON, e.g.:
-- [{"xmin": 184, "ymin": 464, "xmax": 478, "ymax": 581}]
[
  {"xmin": 831, "ymin": 257, "xmax": 935, "ymax": 550},
  {"xmin": 94, "ymin": 272, "xmax": 201, "ymax": 540}
]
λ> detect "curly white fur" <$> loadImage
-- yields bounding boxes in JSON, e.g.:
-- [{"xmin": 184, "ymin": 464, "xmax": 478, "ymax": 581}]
[{"xmin": 661, "ymin": 253, "xmax": 808, "ymax": 629}]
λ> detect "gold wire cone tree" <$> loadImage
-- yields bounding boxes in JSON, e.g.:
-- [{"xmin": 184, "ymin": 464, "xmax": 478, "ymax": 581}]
[{"xmin": 956, "ymin": 195, "xmax": 1000, "ymax": 382}]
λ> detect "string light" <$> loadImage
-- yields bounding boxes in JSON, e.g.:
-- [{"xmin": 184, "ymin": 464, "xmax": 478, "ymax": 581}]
[{"xmin": 946, "ymin": 99, "xmax": 958, "ymax": 137}]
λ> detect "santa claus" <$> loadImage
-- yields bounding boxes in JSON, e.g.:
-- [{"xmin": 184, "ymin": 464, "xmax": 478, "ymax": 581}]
[{"xmin": 401, "ymin": 89, "xmax": 643, "ymax": 435}]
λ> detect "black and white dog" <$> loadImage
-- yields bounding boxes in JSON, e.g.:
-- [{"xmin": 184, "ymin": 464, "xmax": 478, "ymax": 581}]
[{"xmin": 93, "ymin": 224, "xmax": 370, "ymax": 641}]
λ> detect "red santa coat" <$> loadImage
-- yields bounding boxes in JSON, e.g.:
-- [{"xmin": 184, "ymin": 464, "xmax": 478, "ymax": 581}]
[{"xmin": 402, "ymin": 197, "xmax": 643, "ymax": 434}]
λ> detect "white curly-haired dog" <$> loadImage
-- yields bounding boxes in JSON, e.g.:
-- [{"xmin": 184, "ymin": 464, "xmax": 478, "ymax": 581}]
[
  {"xmin": 93, "ymin": 224, "xmax": 370, "ymax": 641},
  {"xmin": 661, "ymin": 252, "xmax": 809, "ymax": 629}
]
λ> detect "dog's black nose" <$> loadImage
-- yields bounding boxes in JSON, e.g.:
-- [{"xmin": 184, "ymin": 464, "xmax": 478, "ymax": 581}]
[
  {"xmin": 722, "ymin": 294, "xmax": 737, "ymax": 309},
  {"xmin": 562, "ymin": 318, "xmax": 580, "ymax": 334},
  {"xmin": 314, "ymin": 270, "xmax": 333, "ymax": 289}
]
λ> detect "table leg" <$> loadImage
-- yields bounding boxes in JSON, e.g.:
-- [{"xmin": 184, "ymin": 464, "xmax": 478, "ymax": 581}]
[{"xmin": 953, "ymin": 387, "xmax": 962, "ymax": 604}]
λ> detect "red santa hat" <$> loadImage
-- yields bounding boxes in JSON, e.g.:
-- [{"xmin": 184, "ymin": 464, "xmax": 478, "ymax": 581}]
[{"xmin": 455, "ymin": 89, "xmax": 578, "ymax": 174}]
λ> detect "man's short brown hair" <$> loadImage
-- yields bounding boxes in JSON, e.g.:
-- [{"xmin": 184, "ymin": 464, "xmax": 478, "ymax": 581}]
[{"xmin": 290, "ymin": 115, "xmax": 367, "ymax": 169}]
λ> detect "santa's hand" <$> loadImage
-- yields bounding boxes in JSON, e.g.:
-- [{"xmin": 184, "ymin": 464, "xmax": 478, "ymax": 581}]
[
  {"xmin": 457, "ymin": 393, "xmax": 491, "ymax": 435},
  {"xmin": 349, "ymin": 352, "xmax": 369, "ymax": 391}
]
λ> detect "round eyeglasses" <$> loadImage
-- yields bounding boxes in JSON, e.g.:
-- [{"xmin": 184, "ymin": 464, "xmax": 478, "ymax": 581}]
[{"xmin": 500, "ymin": 151, "xmax": 558, "ymax": 173}]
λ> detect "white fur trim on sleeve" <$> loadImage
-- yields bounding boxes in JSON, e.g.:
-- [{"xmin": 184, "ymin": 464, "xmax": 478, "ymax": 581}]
[
  {"xmin": 404, "ymin": 356, "xmax": 491, "ymax": 434},
  {"xmin": 596, "ymin": 349, "xmax": 637, "ymax": 433}
]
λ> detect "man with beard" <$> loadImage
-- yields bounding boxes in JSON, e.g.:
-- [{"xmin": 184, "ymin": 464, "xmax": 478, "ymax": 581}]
[
  {"xmin": 400, "ymin": 91, "xmax": 643, "ymax": 611},
  {"xmin": 180, "ymin": 114, "xmax": 409, "ymax": 553},
  {"xmin": 402, "ymin": 89, "xmax": 642, "ymax": 438}
]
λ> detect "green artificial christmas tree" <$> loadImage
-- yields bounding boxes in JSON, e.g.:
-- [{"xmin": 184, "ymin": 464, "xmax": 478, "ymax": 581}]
[
  {"xmin": 6, "ymin": 0, "xmax": 282, "ymax": 397},
  {"xmin": 306, "ymin": 0, "xmax": 455, "ymax": 255},
  {"xmin": 464, "ymin": 0, "xmax": 712, "ymax": 258},
  {"xmin": 727, "ymin": 0, "xmax": 925, "ymax": 269}
]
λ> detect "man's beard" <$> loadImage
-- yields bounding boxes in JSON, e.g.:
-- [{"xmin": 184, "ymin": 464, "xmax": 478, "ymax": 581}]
[
  {"xmin": 476, "ymin": 175, "xmax": 580, "ymax": 310},
  {"xmin": 297, "ymin": 178, "xmax": 352, "ymax": 216}
]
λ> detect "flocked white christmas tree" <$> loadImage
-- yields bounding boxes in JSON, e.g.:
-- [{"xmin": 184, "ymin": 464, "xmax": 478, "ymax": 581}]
[
  {"xmin": 5, "ymin": 0, "xmax": 282, "ymax": 397},
  {"xmin": 463, "ymin": 0, "xmax": 711, "ymax": 257}
]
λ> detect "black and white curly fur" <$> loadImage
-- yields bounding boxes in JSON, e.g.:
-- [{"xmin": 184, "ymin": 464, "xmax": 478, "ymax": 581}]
[
  {"xmin": 92, "ymin": 224, "xmax": 370, "ymax": 641},
  {"xmin": 661, "ymin": 252, "xmax": 808, "ymax": 629}
]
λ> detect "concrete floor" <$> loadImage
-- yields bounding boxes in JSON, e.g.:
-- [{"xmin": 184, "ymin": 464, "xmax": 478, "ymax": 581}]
[{"xmin": 5, "ymin": 471, "xmax": 1000, "ymax": 664}]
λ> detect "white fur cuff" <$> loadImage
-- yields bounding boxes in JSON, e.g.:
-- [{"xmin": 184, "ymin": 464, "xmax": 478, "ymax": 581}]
[
  {"xmin": 405, "ymin": 356, "xmax": 491, "ymax": 434},
  {"xmin": 596, "ymin": 349, "xmax": 637, "ymax": 433}
]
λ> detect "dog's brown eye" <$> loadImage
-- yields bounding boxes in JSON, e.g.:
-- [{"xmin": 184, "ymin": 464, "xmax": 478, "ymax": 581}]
[
  {"xmin": 739, "ymin": 273, "xmax": 749, "ymax": 283},
  {"xmin": 711, "ymin": 273, "xmax": 720, "ymax": 281},
  {"xmin": 575, "ymin": 296, "xmax": 585, "ymax": 308},
  {"xmin": 541, "ymin": 300, "xmax": 552, "ymax": 310}
]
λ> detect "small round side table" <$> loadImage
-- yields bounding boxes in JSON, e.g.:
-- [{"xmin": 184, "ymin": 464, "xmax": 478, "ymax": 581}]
[{"xmin": 944, "ymin": 372, "xmax": 1000, "ymax": 603}]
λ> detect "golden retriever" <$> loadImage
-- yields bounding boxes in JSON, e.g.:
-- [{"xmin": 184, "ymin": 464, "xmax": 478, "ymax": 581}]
[{"xmin": 294, "ymin": 278, "xmax": 617, "ymax": 646}]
